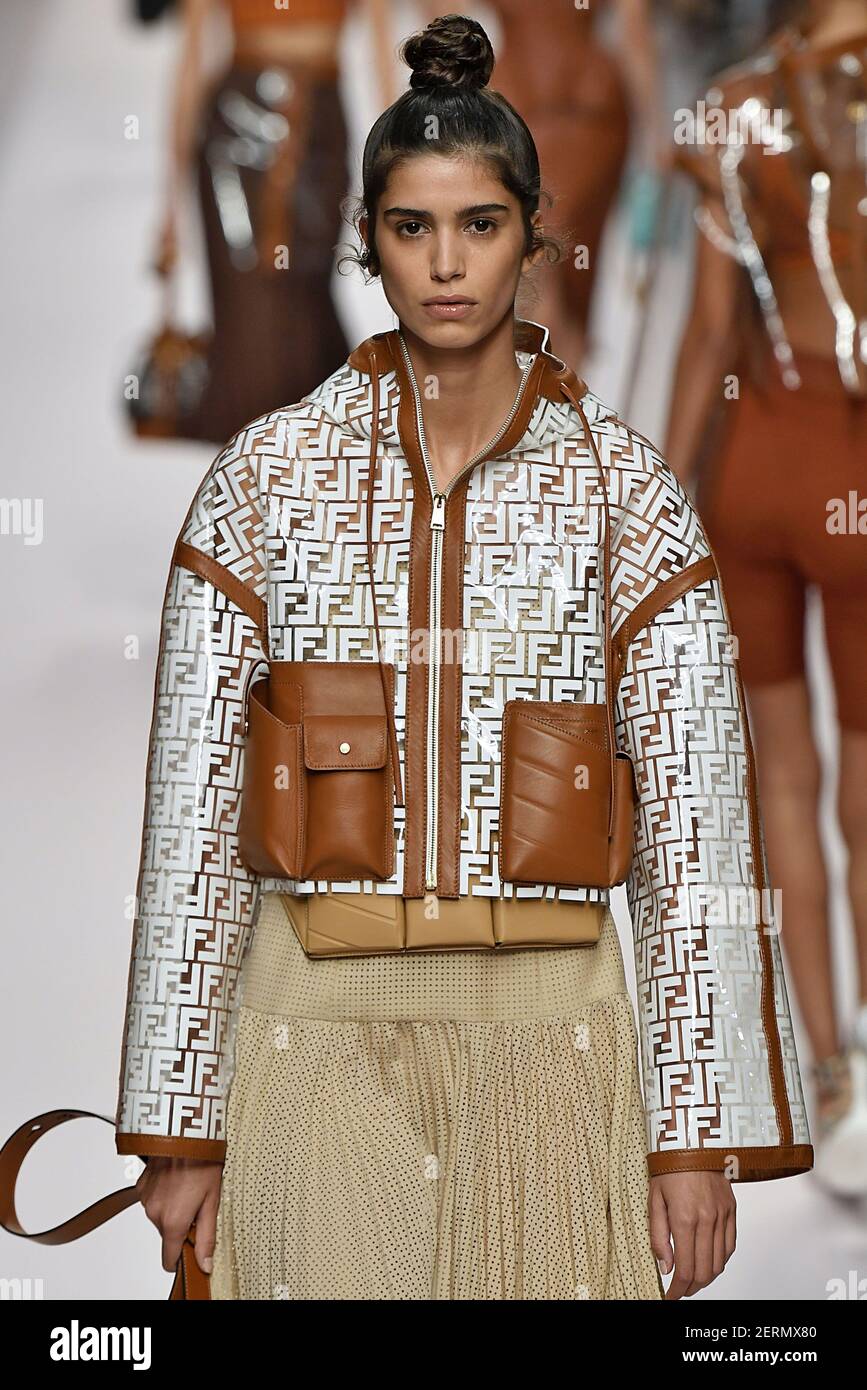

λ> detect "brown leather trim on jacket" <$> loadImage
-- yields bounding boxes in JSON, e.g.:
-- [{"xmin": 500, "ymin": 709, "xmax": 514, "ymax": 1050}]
[
  {"xmin": 115, "ymin": 1132, "xmax": 227, "ymax": 1163},
  {"xmin": 173, "ymin": 539, "xmax": 270, "ymax": 658},
  {"xmin": 612, "ymin": 554, "xmax": 718, "ymax": 689},
  {"xmin": 647, "ymin": 1144, "xmax": 813, "ymax": 1182},
  {"xmin": 396, "ymin": 356, "xmax": 433, "ymax": 899},
  {"xmin": 435, "ymin": 474, "xmax": 465, "ymax": 898},
  {"xmin": 432, "ymin": 350, "xmax": 567, "ymax": 898}
]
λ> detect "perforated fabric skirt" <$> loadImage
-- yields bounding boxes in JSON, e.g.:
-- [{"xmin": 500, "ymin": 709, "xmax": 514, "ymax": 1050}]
[{"xmin": 210, "ymin": 892, "xmax": 664, "ymax": 1301}]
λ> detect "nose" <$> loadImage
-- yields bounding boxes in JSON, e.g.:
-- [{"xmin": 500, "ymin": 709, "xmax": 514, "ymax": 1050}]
[{"xmin": 429, "ymin": 229, "xmax": 466, "ymax": 284}]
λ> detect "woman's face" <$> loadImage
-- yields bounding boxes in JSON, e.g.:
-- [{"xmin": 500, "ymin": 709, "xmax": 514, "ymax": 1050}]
[{"xmin": 362, "ymin": 151, "xmax": 542, "ymax": 349}]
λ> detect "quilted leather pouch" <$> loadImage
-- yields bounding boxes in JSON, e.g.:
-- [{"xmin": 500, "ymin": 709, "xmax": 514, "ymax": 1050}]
[{"xmin": 498, "ymin": 698, "xmax": 636, "ymax": 889}]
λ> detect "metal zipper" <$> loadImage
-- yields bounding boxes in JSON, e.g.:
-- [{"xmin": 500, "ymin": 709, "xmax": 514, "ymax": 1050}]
[{"xmin": 398, "ymin": 334, "xmax": 535, "ymax": 891}]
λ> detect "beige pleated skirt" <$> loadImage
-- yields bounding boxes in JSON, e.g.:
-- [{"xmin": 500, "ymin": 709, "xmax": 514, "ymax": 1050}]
[{"xmin": 210, "ymin": 892, "xmax": 664, "ymax": 1301}]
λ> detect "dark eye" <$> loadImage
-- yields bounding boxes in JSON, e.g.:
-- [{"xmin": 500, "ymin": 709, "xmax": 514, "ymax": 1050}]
[
  {"xmin": 468, "ymin": 218, "xmax": 496, "ymax": 235},
  {"xmin": 397, "ymin": 220, "xmax": 426, "ymax": 237}
]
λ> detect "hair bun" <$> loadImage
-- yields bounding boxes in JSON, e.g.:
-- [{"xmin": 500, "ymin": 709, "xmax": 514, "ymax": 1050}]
[{"xmin": 401, "ymin": 13, "xmax": 495, "ymax": 92}]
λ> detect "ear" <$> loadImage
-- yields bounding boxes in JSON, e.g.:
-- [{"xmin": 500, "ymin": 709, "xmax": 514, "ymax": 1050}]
[
  {"xmin": 522, "ymin": 209, "xmax": 547, "ymax": 273},
  {"xmin": 359, "ymin": 212, "xmax": 370, "ymax": 251}
]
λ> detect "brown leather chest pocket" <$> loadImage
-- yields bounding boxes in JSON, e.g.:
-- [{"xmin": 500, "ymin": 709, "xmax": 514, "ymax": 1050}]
[
  {"xmin": 497, "ymin": 699, "xmax": 636, "ymax": 889},
  {"xmin": 239, "ymin": 660, "xmax": 396, "ymax": 883}
]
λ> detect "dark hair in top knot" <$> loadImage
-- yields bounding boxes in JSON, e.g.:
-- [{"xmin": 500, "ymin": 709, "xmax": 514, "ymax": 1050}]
[
  {"xmin": 338, "ymin": 13, "xmax": 562, "ymax": 283},
  {"xmin": 402, "ymin": 13, "xmax": 494, "ymax": 91}
]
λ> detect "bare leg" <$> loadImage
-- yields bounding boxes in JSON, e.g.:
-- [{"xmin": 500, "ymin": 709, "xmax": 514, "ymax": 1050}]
[
  {"xmin": 837, "ymin": 728, "xmax": 867, "ymax": 1008},
  {"xmin": 746, "ymin": 676, "xmax": 840, "ymax": 1064}
]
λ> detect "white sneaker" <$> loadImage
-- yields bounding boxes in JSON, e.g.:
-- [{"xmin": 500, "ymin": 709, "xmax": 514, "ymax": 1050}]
[{"xmin": 811, "ymin": 1028, "xmax": 867, "ymax": 1198}]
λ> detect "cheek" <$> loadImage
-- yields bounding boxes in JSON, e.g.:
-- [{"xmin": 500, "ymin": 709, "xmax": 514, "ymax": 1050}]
[
  {"xmin": 377, "ymin": 237, "xmax": 426, "ymax": 295},
  {"xmin": 473, "ymin": 236, "xmax": 525, "ymax": 294}
]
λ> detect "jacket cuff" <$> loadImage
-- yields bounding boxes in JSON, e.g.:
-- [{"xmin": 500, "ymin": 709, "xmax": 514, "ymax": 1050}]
[
  {"xmin": 116, "ymin": 1132, "xmax": 227, "ymax": 1164},
  {"xmin": 647, "ymin": 1145, "xmax": 814, "ymax": 1183}
]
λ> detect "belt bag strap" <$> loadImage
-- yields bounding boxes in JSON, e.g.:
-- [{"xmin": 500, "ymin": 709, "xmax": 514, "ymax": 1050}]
[
  {"xmin": 560, "ymin": 382, "xmax": 618, "ymax": 839},
  {"xmin": 365, "ymin": 350, "xmax": 405, "ymax": 805}
]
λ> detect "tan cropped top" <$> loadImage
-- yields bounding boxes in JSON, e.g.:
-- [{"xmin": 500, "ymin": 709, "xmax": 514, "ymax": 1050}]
[{"xmin": 674, "ymin": 20, "xmax": 867, "ymax": 396}]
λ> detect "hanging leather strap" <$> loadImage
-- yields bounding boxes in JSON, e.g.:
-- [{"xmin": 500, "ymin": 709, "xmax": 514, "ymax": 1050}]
[
  {"xmin": 559, "ymin": 382, "xmax": 617, "ymax": 840},
  {"xmin": 0, "ymin": 1108, "xmax": 210, "ymax": 1299},
  {"xmin": 365, "ymin": 350, "xmax": 405, "ymax": 806},
  {"xmin": 0, "ymin": 1109, "xmax": 139, "ymax": 1244}
]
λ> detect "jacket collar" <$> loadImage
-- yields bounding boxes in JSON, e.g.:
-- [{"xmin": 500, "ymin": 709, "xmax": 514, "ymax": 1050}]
[
  {"xmin": 307, "ymin": 317, "xmax": 614, "ymax": 461},
  {"xmin": 346, "ymin": 315, "xmax": 578, "ymax": 391}
]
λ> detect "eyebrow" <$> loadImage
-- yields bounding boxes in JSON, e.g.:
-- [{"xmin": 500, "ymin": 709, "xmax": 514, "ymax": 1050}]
[{"xmin": 382, "ymin": 203, "xmax": 511, "ymax": 219}]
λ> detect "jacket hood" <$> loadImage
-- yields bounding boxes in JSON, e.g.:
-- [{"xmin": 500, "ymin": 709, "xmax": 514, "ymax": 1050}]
[{"xmin": 305, "ymin": 317, "xmax": 617, "ymax": 461}]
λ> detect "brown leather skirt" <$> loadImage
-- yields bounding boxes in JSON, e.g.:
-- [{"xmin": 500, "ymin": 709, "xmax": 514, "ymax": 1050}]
[{"xmin": 187, "ymin": 54, "xmax": 350, "ymax": 445}]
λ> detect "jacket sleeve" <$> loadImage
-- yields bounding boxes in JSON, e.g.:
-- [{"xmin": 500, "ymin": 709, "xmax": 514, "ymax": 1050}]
[
  {"xmin": 114, "ymin": 435, "xmax": 270, "ymax": 1163},
  {"xmin": 610, "ymin": 435, "xmax": 813, "ymax": 1182}
]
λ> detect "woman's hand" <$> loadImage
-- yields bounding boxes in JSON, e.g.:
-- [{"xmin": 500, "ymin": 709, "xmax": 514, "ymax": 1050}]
[
  {"xmin": 649, "ymin": 1171, "xmax": 737, "ymax": 1299},
  {"xmin": 135, "ymin": 1156, "xmax": 224, "ymax": 1277}
]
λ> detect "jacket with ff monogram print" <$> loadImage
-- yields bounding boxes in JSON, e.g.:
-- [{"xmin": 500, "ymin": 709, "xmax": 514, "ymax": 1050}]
[{"xmin": 114, "ymin": 318, "xmax": 813, "ymax": 1185}]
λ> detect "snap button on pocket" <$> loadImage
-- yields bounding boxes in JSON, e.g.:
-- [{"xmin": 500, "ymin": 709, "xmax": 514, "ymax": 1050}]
[{"xmin": 339, "ymin": 741, "xmax": 351, "ymax": 753}]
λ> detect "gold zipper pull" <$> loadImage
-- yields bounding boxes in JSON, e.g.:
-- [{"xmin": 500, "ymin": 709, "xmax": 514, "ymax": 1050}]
[{"xmin": 430, "ymin": 493, "xmax": 446, "ymax": 530}]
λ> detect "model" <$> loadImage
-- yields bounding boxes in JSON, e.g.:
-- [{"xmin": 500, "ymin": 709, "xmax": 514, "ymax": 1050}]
[
  {"xmin": 153, "ymin": 0, "xmax": 393, "ymax": 444},
  {"xmin": 666, "ymin": 0, "xmax": 867, "ymax": 1193},
  {"xmin": 115, "ymin": 13, "xmax": 813, "ymax": 1301}
]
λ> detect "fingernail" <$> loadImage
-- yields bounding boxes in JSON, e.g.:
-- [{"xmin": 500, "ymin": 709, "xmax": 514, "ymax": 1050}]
[{"xmin": 202, "ymin": 1256, "xmax": 213, "ymax": 1273}]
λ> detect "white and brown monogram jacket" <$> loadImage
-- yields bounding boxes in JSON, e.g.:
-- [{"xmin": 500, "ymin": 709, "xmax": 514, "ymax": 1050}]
[{"xmin": 114, "ymin": 318, "xmax": 813, "ymax": 1183}]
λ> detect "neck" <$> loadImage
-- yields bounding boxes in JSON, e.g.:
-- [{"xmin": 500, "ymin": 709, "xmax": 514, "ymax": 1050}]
[
  {"xmin": 804, "ymin": 0, "xmax": 867, "ymax": 46},
  {"xmin": 398, "ymin": 314, "xmax": 526, "ymax": 492}
]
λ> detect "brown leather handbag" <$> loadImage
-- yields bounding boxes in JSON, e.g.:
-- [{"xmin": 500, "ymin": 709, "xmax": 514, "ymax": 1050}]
[
  {"xmin": 0, "ymin": 1110, "xmax": 210, "ymax": 1300},
  {"xmin": 124, "ymin": 203, "xmax": 211, "ymax": 442},
  {"xmin": 237, "ymin": 379, "xmax": 636, "ymax": 912},
  {"xmin": 239, "ymin": 659, "xmax": 400, "ymax": 884}
]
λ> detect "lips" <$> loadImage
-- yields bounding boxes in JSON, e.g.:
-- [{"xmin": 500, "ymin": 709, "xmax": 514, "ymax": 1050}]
[{"xmin": 422, "ymin": 298, "xmax": 477, "ymax": 319}]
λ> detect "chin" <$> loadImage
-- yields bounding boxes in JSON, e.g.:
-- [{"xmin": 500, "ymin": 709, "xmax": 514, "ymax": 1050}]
[{"xmin": 402, "ymin": 313, "xmax": 489, "ymax": 349}]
